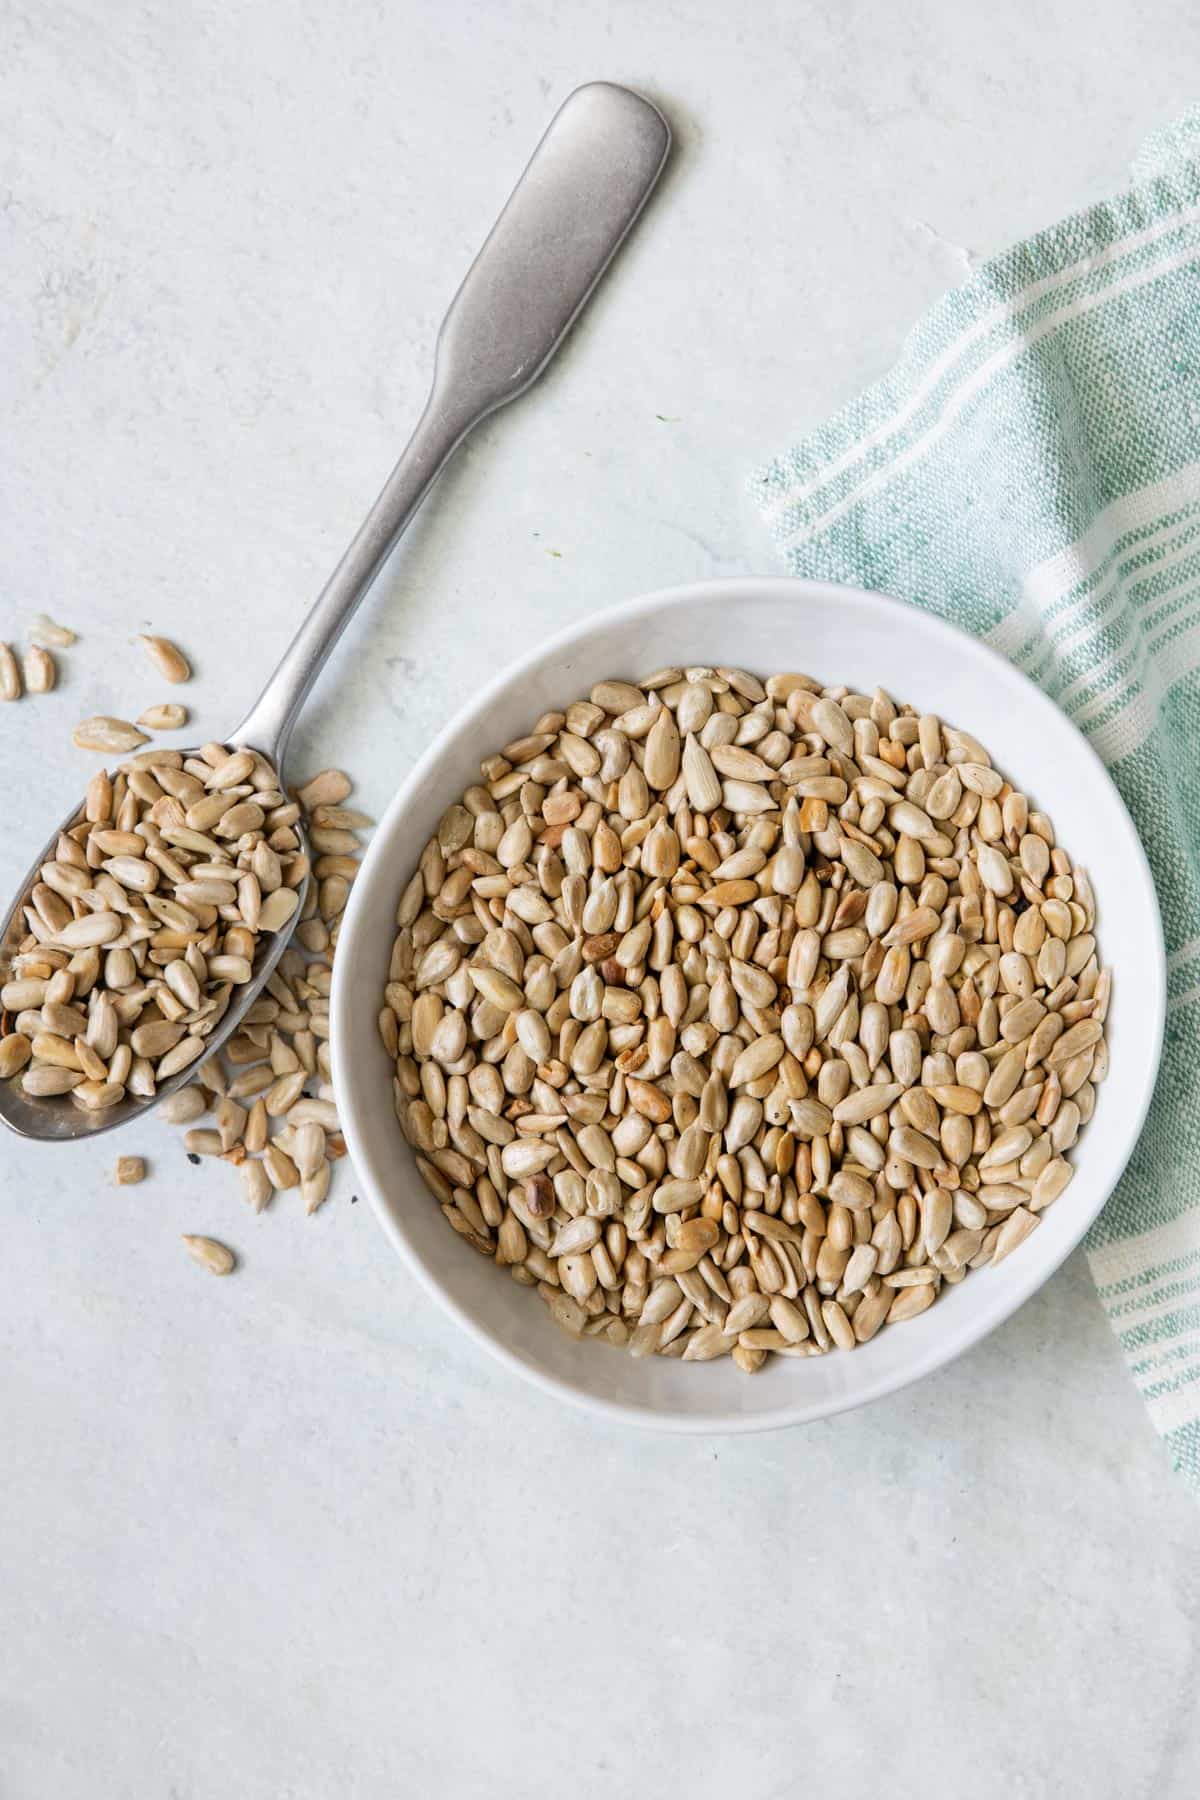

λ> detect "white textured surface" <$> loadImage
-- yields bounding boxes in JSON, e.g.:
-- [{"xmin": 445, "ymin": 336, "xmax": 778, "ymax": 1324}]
[{"xmin": 3, "ymin": 2, "xmax": 1200, "ymax": 1795}]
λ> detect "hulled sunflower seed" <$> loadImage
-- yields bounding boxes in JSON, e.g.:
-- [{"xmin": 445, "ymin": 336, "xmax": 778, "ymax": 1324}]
[
  {"xmin": 0, "ymin": 643, "xmax": 21, "ymax": 701},
  {"xmin": 137, "ymin": 635, "xmax": 191, "ymax": 683},
  {"xmin": 138, "ymin": 702, "xmax": 188, "ymax": 730},
  {"xmin": 0, "ymin": 1034, "xmax": 33, "ymax": 1078},
  {"xmin": 24, "ymin": 645, "xmax": 56, "ymax": 693},
  {"xmin": 72, "ymin": 716, "xmax": 149, "ymax": 753},
  {"xmin": 158, "ymin": 1085, "xmax": 207, "ymax": 1124},
  {"xmin": 29, "ymin": 613, "xmax": 77, "ymax": 648},
  {"xmin": 182, "ymin": 1234, "xmax": 235, "ymax": 1275},
  {"xmin": 240, "ymin": 1159, "xmax": 273, "ymax": 1214}
]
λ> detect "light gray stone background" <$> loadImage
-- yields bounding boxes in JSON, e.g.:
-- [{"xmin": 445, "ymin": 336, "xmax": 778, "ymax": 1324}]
[{"xmin": 4, "ymin": 2, "xmax": 1200, "ymax": 1795}]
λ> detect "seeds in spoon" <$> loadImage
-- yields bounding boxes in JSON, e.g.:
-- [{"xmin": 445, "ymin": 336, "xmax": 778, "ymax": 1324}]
[
  {"xmin": 0, "ymin": 1034, "xmax": 32, "ymax": 1078},
  {"xmin": 2, "ymin": 747, "xmax": 359, "ymax": 1241},
  {"xmin": 0, "ymin": 740, "xmax": 304, "ymax": 1115}
]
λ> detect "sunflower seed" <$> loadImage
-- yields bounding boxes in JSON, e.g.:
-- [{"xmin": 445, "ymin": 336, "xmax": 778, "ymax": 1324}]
[
  {"xmin": 29, "ymin": 613, "xmax": 76, "ymax": 648},
  {"xmin": 72, "ymin": 716, "xmax": 149, "ymax": 753},
  {"xmin": 137, "ymin": 635, "xmax": 191, "ymax": 683},
  {"xmin": 0, "ymin": 1034, "xmax": 33, "ymax": 1078},
  {"xmin": 182, "ymin": 1234, "xmax": 235, "ymax": 1275},
  {"xmin": 302, "ymin": 1161, "xmax": 331, "ymax": 1214},
  {"xmin": 138, "ymin": 702, "xmax": 188, "ymax": 730},
  {"xmin": 240, "ymin": 1159, "xmax": 273, "ymax": 1214},
  {"xmin": 23, "ymin": 645, "xmax": 56, "ymax": 693},
  {"xmin": 297, "ymin": 769, "xmax": 351, "ymax": 809}
]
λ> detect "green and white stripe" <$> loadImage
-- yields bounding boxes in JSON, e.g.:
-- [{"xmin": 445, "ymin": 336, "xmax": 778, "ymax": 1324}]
[{"xmin": 752, "ymin": 108, "xmax": 1200, "ymax": 1487}]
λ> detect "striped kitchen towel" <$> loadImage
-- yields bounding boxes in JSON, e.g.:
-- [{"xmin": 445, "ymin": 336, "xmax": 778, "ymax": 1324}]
[{"xmin": 752, "ymin": 109, "xmax": 1200, "ymax": 1485}]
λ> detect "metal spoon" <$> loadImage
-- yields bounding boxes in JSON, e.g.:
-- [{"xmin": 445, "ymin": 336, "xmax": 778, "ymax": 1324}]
[{"xmin": 0, "ymin": 81, "xmax": 670, "ymax": 1141}]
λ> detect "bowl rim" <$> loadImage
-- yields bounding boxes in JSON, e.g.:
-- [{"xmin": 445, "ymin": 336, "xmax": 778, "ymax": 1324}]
[{"xmin": 331, "ymin": 574, "xmax": 1166, "ymax": 1432}]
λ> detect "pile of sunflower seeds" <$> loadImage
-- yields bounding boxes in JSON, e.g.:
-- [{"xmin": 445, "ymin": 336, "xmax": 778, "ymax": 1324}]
[
  {"xmin": 0, "ymin": 591, "xmax": 362, "ymax": 1242},
  {"xmin": 0, "ymin": 742, "xmax": 305, "ymax": 1109},
  {"xmin": 382, "ymin": 668, "xmax": 1110, "ymax": 1371},
  {"xmin": 0, "ymin": 744, "xmax": 361, "ymax": 1218}
]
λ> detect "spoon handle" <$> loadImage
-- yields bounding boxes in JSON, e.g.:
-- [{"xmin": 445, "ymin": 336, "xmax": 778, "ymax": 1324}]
[{"xmin": 234, "ymin": 81, "xmax": 670, "ymax": 764}]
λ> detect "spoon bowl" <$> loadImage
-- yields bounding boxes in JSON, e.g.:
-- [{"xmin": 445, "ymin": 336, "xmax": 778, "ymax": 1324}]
[{"xmin": 0, "ymin": 761, "xmax": 310, "ymax": 1141}]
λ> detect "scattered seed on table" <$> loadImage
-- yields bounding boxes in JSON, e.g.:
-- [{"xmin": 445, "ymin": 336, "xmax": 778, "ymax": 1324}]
[
  {"xmin": 158, "ymin": 1087, "xmax": 208, "ymax": 1124},
  {"xmin": 0, "ymin": 643, "xmax": 20, "ymax": 701},
  {"xmin": 137, "ymin": 702, "xmax": 188, "ymax": 730},
  {"xmin": 182, "ymin": 1234, "xmax": 235, "ymax": 1275},
  {"xmin": 29, "ymin": 613, "xmax": 77, "ymax": 648},
  {"xmin": 72, "ymin": 715, "xmax": 148, "ymax": 753},
  {"xmin": 137, "ymin": 635, "xmax": 191, "ymax": 683},
  {"xmin": 23, "ymin": 645, "xmax": 56, "ymax": 693}
]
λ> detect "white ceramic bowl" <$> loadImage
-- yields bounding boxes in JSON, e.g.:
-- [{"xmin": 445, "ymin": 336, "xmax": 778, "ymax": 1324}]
[{"xmin": 332, "ymin": 577, "xmax": 1164, "ymax": 1430}]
